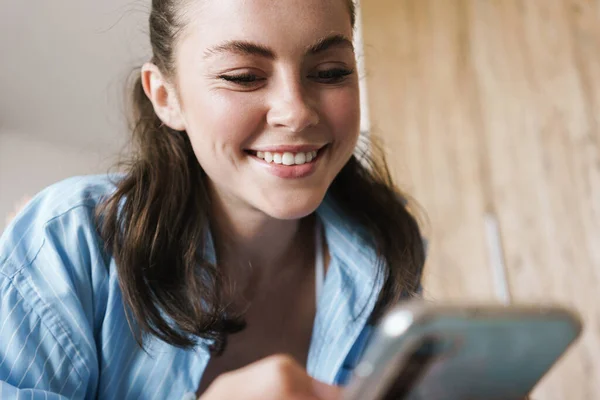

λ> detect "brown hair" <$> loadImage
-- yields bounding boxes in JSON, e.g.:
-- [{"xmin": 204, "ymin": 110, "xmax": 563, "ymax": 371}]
[{"xmin": 98, "ymin": 0, "xmax": 425, "ymax": 354}]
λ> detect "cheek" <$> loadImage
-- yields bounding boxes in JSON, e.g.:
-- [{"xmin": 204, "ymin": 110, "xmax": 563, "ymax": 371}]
[
  {"xmin": 320, "ymin": 89, "xmax": 361, "ymax": 141},
  {"xmin": 182, "ymin": 89, "xmax": 266, "ymax": 150}
]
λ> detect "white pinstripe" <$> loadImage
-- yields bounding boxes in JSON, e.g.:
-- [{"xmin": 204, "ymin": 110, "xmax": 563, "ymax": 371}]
[
  {"xmin": 324, "ymin": 304, "xmax": 358, "ymax": 382},
  {"xmin": 100, "ymin": 342, "xmax": 138, "ymax": 397},
  {"xmin": 0, "ymin": 284, "xmax": 15, "ymax": 314},
  {"xmin": 0, "ymin": 295, "xmax": 23, "ymax": 338},
  {"xmin": 327, "ymin": 224, "xmax": 371, "ymax": 280},
  {"xmin": 1, "ymin": 222, "xmax": 38, "ymax": 268},
  {"xmin": 124, "ymin": 351, "xmax": 153, "ymax": 398},
  {"xmin": 23, "ymin": 270, "xmax": 91, "ymax": 380},
  {"xmin": 58, "ymin": 216, "xmax": 93, "ymax": 304},
  {"xmin": 18, "ymin": 322, "xmax": 51, "ymax": 386},
  {"xmin": 5, "ymin": 315, "xmax": 40, "ymax": 382},
  {"xmin": 58, "ymin": 364, "xmax": 74, "ymax": 394},
  {"xmin": 91, "ymin": 252, "xmax": 112, "ymax": 318},
  {"xmin": 0, "ymin": 308, "xmax": 32, "ymax": 369},
  {"xmin": 1, "ymin": 178, "xmax": 88, "ymax": 264},
  {"xmin": 149, "ymin": 353, "xmax": 179, "ymax": 400},
  {"xmin": 99, "ymin": 317, "xmax": 128, "ymax": 375},
  {"xmin": 319, "ymin": 290, "xmax": 348, "ymax": 369},
  {"xmin": 308, "ymin": 284, "xmax": 343, "ymax": 374},
  {"xmin": 100, "ymin": 300, "xmax": 127, "ymax": 353},
  {"xmin": 318, "ymin": 283, "xmax": 343, "ymax": 333},
  {"xmin": 45, "ymin": 352, "xmax": 68, "ymax": 391},
  {"xmin": 38, "ymin": 249, "xmax": 94, "ymax": 356},
  {"xmin": 69, "ymin": 378, "xmax": 83, "ymax": 399},
  {"xmin": 134, "ymin": 350, "xmax": 165, "ymax": 400},
  {"xmin": 32, "ymin": 342, "xmax": 58, "ymax": 389}
]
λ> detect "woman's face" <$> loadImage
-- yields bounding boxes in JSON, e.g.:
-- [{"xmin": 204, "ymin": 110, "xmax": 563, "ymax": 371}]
[{"xmin": 174, "ymin": 0, "xmax": 359, "ymax": 220}]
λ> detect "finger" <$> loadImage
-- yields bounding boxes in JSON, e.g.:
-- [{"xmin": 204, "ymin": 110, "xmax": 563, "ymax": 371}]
[{"xmin": 311, "ymin": 379, "xmax": 342, "ymax": 400}]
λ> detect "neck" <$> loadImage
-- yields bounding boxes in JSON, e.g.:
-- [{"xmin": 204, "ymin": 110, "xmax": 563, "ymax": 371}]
[{"xmin": 208, "ymin": 191, "xmax": 317, "ymax": 288}]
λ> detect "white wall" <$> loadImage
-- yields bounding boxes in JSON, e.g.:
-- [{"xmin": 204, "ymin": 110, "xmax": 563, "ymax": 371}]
[
  {"xmin": 0, "ymin": 0, "xmax": 149, "ymax": 148},
  {"xmin": 0, "ymin": 131, "xmax": 119, "ymax": 232}
]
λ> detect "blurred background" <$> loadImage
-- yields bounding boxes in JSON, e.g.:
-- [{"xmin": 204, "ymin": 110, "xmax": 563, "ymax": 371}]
[
  {"xmin": 0, "ymin": 0, "xmax": 150, "ymax": 225},
  {"xmin": 1, "ymin": 1, "xmax": 599, "ymax": 399},
  {"xmin": 360, "ymin": 1, "xmax": 600, "ymax": 398}
]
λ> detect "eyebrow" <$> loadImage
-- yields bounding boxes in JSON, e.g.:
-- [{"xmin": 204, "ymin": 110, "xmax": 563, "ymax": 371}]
[
  {"xmin": 204, "ymin": 41, "xmax": 275, "ymax": 59},
  {"xmin": 307, "ymin": 34, "xmax": 354, "ymax": 55},
  {"xmin": 203, "ymin": 34, "xmax": 354, "ymax": 60}
]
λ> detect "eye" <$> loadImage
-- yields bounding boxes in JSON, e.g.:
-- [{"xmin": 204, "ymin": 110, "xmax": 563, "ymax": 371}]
[
  {"xmin": 310, "ymin": 68, "xmax": 354, "ymax": 84},
  {"xmin": 218, "ymin": 73, "xmax": 266, "ymax": 87}
]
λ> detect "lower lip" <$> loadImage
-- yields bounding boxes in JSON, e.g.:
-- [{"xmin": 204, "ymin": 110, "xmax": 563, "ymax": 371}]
[{"xmin": 248, "ymin": 150, "xmax": 324, "ymax": 179}]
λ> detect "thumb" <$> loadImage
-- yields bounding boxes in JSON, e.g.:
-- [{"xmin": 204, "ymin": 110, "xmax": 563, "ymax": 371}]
[{"xmin": 311, "ymin": 379, "xmax": 342, "ymax": 400}]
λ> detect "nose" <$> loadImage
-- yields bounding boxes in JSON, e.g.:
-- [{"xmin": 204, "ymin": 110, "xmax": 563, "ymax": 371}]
[{"xmin": 266, "ymin": 78, "xmax": 319, "ymax": 133}]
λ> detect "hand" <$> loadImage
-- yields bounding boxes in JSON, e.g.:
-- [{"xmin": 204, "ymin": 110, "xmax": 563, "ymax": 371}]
[{"xmin": 199, "ymin": 354, "xmax": 342, "ymax": 400}]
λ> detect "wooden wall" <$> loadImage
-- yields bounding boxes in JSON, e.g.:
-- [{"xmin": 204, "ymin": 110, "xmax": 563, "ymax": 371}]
[{"xmin": 360, "ymin": 1, "xmax": 600, "ymax": 398}]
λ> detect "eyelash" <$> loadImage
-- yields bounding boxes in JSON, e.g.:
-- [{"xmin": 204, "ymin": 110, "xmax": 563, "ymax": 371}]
[
  {"xmin": 219, "ymin": 73, "xmax": 262, "ymax": 84},
  {"xmin": 310, "ymin": 68, "xmax": 355, "ymax": 82},
  {"xmin": 218, "ymin": 68, "xmax": 354, "ymax": 87}
]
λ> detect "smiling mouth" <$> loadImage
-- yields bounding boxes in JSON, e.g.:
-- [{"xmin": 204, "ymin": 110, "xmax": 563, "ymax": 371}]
[{"xmin": 245, "ymin": 147, "xmax": 324, "ymax": 165}]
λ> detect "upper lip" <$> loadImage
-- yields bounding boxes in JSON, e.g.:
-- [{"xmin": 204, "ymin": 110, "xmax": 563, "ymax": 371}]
[{"xmin": 247, "ymin": 144, "xmax": 327, "ymax": 153}]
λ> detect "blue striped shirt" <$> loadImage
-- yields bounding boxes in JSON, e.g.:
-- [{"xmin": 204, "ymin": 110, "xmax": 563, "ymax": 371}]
[{"xmin": 0, "ymin": 175, "xmax": 412, "ymax": 399}]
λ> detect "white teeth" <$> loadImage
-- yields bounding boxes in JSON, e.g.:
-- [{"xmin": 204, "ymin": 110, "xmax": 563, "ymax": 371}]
[
  {"xmin": 294, "ymin": 153, "xmax": 306, "ymax": 165},
  {"xmin": 252, "ymin": 149, "xmax": 320, "ymax": 165},
  {"xmin": 282, "ymin": 152, "xmax": 295, "ymax": 165}
]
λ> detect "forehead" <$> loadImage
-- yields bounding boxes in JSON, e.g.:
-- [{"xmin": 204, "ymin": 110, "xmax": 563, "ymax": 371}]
[{"xmin": 179, "ymin": 0, "xmax": 353, "ymax": 56}]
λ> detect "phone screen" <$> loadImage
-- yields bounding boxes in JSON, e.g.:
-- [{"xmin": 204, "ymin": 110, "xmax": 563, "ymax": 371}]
[{"xmin": 380, "ymin": 338, "xmax": 440, "ymax": 400}]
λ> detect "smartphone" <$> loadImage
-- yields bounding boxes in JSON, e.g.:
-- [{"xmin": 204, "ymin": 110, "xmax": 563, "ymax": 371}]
[{"xmin": 343, "ymin": 301, "xmax": 582, "ymax": 400}]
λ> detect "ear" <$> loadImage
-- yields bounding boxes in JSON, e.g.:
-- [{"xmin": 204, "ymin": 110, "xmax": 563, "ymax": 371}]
[{"xmin": 141, "ymin": 63, "xmax": 186, "ymax": 131}]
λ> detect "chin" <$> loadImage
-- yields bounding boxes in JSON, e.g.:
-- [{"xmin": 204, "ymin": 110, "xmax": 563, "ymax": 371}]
[{"xmin": 260, "ymin": 191, "xmax": 327, "ymax": 220}]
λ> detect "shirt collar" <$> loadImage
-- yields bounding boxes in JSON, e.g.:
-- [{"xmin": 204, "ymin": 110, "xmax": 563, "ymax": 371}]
[{"xmin": 308, "ymin": 194, "xmax": 385, "ymax": 382}]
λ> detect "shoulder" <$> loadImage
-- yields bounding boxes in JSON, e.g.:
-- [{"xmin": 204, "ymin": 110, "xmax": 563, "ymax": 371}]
[
  {"xmin": 0, "ymin": 174, "xmax": 121, "ymax": 397},
  {"xmin": 0, "ymin": 174, "xmax": 120, "ymax": 277},
  {"xmin": 0, "ymin": 175, "xmax": 118, "ymax": 365}
]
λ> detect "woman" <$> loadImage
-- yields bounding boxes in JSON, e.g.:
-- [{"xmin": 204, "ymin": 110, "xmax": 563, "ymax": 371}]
[{"xmin": 0, "ymin": 0, "xmax": 425, "ymax": 398}]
